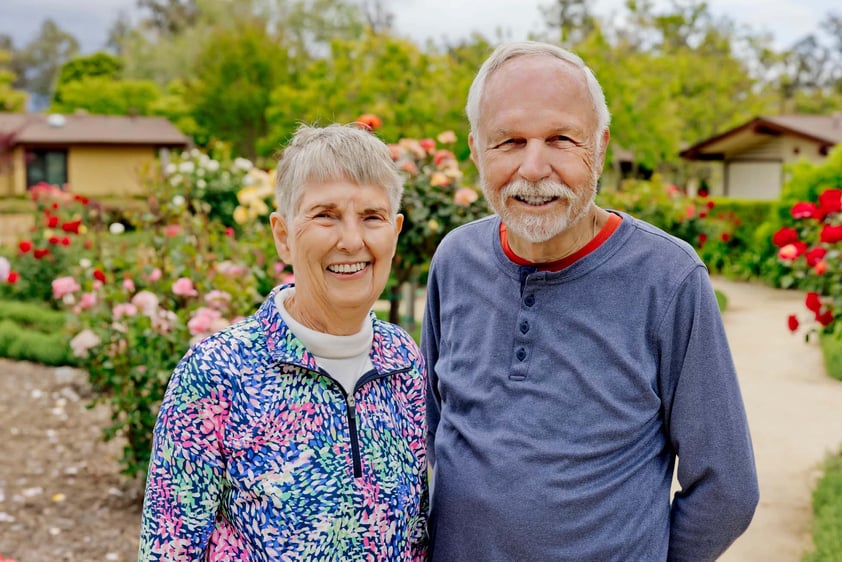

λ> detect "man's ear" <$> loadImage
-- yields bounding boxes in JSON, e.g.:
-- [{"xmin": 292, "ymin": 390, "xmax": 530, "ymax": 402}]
[
  {"xmin": 270, "ymin": 212, "xmax": 292, "ymax": 263},
  {"xmin": 468, "ymin": 132, "xmax": 479, "ymax": 168},
  {"xmin": 596, "ymin": 128, "xmax": 610, "ymax": 177}
]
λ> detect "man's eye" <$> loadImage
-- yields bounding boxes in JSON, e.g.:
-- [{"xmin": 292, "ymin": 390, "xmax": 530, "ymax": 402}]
[{"xmin": 549, "ymin": 135, "xmax": 572, "ymax": 143}]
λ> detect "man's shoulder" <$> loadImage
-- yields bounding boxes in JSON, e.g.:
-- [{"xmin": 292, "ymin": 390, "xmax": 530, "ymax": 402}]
[
  {"xmin": 617, "ymin": 212, "xmax": 703, "ymax": 267},
  {"xmin": 436, "ymin": 214, "xmax": 497, "ymax": 254}
]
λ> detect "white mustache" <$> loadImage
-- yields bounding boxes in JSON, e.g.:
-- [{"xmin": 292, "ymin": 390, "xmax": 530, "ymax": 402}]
[{"xmin": 501, "ymin": 179, "xmax": 576, "ymax": 201}]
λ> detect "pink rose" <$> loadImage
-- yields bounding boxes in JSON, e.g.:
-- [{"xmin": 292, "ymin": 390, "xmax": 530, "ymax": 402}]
[
  {"xmin": 204, "ymin": 290, "xmax": 232, "ymax": 311},
  {"xmin": 147, "ymin": 268, "xmax": 162, "ymax": 282},
  {"xmin": 188, "ymin": 307, "xmax": 222, "ymax": 336},
  {"xmin": 172, "ymin": 277, "xmax": 198, "ymax": 297},
  {"xmin": 70, "ymin": 329, "xmax": 101, "ymax": 358},
  {"xmin": 112, "ymin": 303, "xmax": 138, "ymax": 319},
  {"xmin": 123, "ymin": 278, "xmax": 135, "ymax": 292},
  {"xmin": 131, "ymin": 290, "xmax": 160, "ymax": 317},
  {"xmin": 52, "ymin": 276, "xmax": 81, "ymax": 299},
  {"xmin": 79, "ymin": 292, "xmax": 97, "ymax": 310},
  {"xmin": 454, "ymin": 187, "xmax": 479, "ymax": 207}
]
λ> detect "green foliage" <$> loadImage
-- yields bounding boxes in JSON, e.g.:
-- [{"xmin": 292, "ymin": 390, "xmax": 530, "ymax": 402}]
[
  {"xmin": 0, "ymin": 49, "xmax": 28, "ymax": 112},
  {"xmin": 188, "ymin": 21, "xmax": 292, "ymax": 160},
  {"xmin": 261, "ymin": 31, "xmax": 479, "ymax": 161},
  {"xmin": 0, "ymin": 320, "xmax": 75, "ymax": 366},
  {"xmin": 820, "ymin": 333, "xmax": 842, "ymax": 382},
  {"xmin": 714, "ymin": 289, "xmax": 728, "ymax": 313},
  {"xmin": 0, "ymin": 298, "xmax": 66, "ymax": 331},
  {"xmin": 51, "ymin": 77, "xmax": 163, "ymax": 115},
  {"xmin": 804, "ymin": 449, "xmax": 842, "ymax": 561}
]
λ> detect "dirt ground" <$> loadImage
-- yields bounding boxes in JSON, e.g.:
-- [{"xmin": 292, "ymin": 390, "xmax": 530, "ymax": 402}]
[
  {"xmin": 1, "ymin": 278, "xmax": 842, "ymax": 561},
  {"xmin": 0, "ymin": 359, "xmax": 141, "ymax": 562}
]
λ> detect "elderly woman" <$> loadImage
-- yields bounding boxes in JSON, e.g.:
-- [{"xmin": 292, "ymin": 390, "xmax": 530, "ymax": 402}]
[{"xmin": 138, "ymin": 124, "xmax": 428, "ymax": 560}]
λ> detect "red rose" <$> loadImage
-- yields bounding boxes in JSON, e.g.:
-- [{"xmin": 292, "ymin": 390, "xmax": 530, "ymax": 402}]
[
  {"xmin": 61, "ymin": 220, "xmax": 82, "ymax": 234},
  {"xmin": 787, "ymin": 314, "xmax": 799, "ymax": 332},
  {"xmin": 698, "ymin": 233, "xmax": 708, "ymax": 246},
  {"xmin": 772, "ymin": 227, "xmax": 799, "ymax": 247},
  {"xmin": 819, "ymin": 189, "xmax": 842, "ymax": 216},
  {"xmin": 48, "ymin": 236, "xmax": 60, "ymax": 245},
  {"xmin": 419, "ymin": 138, "xmax": 436, "ymax": 153},
  {"xmin": 820, "ymin": 224, "xmax": 842, "ymax": 244},
  {"xmin": 791, "ymin": 202, "xmax": 817, "ymax": 219},
  {"xmin": 806, "ymin": 292, "xmax": 822, "ymax": 313},
  {"xmin": 60, "ymin": 237, "xmax": 71, "ymax": 246},
  {"xmin": 706, "ymin": 200, "xmax": 715, "ymax": 210},
  {"xmin": 814, "ymin": 261, "xmax": 828, "ymax": 275},
  {"xmin": 33, "ymin": 248, "xmax": 50, "ymax": 259},
  {"xmin": 47, "ymin": 215, "xmax": 59, "ymax": 228},
  {"xmin": 721, "ymin": 233, "xmax": 731, "ymax": 242},
  {"xmin": 74, "ymin": 194, "xmax": 90, "ymax": 205},
  {"xmin": 18, "ymin": 240, "xmax": 32, "ymax": 253},
  {"xmin": 93, "ymin": 269, "xmax": 107, "ymax": 283},
  {"xmin": 224, "ymin": 227, "xmax": 235, "ymax": 237},
  {"xmin": 7, "ymin": 271, "xmax": 19, "ymax": 284},
  {"xmin": 817, "ymin": 309, "xmax": 834, "ymax": 326},
  {"xmin": 805, "ymin": 247, "xmax": 827, "ymax": 266}
]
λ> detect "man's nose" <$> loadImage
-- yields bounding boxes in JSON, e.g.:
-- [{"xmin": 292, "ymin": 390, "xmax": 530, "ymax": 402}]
[{"xmin": 518, "ymin": 140, "xmax": 552, "ymax": 183}]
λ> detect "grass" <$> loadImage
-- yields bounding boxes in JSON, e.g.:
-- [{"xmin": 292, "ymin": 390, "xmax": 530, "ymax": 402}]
[{"xmin": 804, "ymin": 450, "xmax": 842, "ymax": 561}]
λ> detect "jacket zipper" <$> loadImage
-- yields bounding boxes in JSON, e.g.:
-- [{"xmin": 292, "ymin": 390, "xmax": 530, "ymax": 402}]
[
  {"xmin": 343, "ymin": 366, "xmax": 412, "ymax": 479},
  {"xmin": 345, "ymin": 393, "xmax": 363, "ymax": 478}
]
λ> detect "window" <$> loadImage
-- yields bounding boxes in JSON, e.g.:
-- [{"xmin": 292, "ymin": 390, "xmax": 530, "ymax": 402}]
[{"xmin": 25, "ymin": 149, "xmax": 68, "ymax": 189}]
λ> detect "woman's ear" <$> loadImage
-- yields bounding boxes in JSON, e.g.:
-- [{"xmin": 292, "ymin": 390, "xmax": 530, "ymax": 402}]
[
  {"xmin": 270, "ymin": 212, "xmax": 292, "ymax": 263},
  {"xmin": 394, "ymin": 213, "xmax": 404, "ymax": 235}
]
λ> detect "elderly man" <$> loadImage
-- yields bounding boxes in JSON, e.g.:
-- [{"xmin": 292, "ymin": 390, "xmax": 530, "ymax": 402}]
[{"xmin": 422, "ymin": 41, "xmax": 758, "ymax": 561}]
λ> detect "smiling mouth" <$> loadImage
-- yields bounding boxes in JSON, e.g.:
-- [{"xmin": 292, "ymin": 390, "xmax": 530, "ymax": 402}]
[
  {"xmin": 514, "ymin": 195, "xmax": 559, "ymax": 206},
  {"xmin": 327, "ymin": 262, "xmax": 369, "ymax": 274}
]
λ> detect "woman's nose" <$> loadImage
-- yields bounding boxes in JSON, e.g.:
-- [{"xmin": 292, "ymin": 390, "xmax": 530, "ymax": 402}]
[{"xmin": 337, "ymin": 219, "xmax": 365, "ymax": 252}]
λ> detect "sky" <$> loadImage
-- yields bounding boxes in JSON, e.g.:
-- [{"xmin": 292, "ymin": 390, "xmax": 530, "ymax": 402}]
[{"xmin": 0, "ymin": 0, "xmax": 838, "ymax": 54}]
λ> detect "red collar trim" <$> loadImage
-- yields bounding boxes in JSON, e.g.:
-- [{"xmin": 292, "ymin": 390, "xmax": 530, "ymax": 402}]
[{"xmin": 501, "ymin": 213, "xmax": 622, "ymax": 271}]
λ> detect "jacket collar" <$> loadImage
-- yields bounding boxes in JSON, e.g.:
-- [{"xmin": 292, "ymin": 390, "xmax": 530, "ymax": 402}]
[{"xmin": 255, "ymin": 284, "xmax": 415, "ymax": 375}]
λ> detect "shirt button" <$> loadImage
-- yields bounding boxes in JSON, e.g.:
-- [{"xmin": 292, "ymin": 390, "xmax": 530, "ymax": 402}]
[
  {"xmin": 520, "ymin": 321, "xmax": 529, "ymax": 334},
  {"xmin": 516, "ymin": 348, "xmax": 526, "ymax": 361},
  {"xmin": 524, "ymin": 295, "xmax": 535, "ymax": 307}
]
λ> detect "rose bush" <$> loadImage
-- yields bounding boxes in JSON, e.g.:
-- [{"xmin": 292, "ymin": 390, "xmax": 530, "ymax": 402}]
[
  {"xmin": 386, "ymin": 129, "xmax": 489, "ymax": 323},
  {"xmin": 773, "ymin": 187, "xmax": 842, "ymax": 339},
  {"xmin": 56, "ymin": 169, "xmax": 287, "ymax": 478}
]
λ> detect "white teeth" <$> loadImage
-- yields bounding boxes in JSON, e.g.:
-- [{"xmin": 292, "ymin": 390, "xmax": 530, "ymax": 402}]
[
  {"xmin": 517, "ymin": 195, "xmax": 556, "ymax": 206},
  {"xmin": 328, "ymin": 262, "xmax": 367, "ymax": 274}
]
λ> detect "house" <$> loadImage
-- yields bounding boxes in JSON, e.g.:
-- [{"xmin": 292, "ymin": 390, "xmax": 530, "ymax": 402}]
[
  {"xmin": 0, "ymin": 112, "xmax": 191, "ymax": 198},
  {"xmin": 679, "ymin": 114, "xmax": 842, "ymax": 200}
]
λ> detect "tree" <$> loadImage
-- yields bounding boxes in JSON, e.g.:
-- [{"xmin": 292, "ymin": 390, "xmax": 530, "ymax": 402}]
[
  {"xmin": 137, "ymin": 0, "xmax": 200, "ymax": 36},
  {"xmin": 188, "ymin": 21, "xmax": 292, "ymax": 160},
  {"xmin": 539, "ymin": 0, "xmax": 594, "ymax": 46},
  {"xmin": 13, "ymin": 19, "xmax": 79, "ymax": 109},
  {"xmin": 53, "ymin": 52, "xmax": 124, "ymax": 106},
  {"xmin": 0, "ymin": 49, "xmax": 27, "ymax": 112}
]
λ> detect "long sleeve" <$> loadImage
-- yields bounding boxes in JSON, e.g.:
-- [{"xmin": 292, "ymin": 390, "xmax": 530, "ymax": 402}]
[
  {"xmin": 421, "ymin": 259, "xmax": 442, "ymax": 472},
  {"xmin": 138, "ymin": 344, "xmax": 230, "ymax": 561},
  {"xmin": 661, "ymin": 267, "xmax": 759, "ymax": 561}
]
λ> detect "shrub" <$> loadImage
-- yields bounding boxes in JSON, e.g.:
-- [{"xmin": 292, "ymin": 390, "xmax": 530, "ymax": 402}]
[
  {"xmin": 0, "ymin": 319, "xmax": 75, "ymax": 366},
  {"xmin": 820, "ymin": 333, "xmax": 842, "ymax": 382},
  {"xmin": 0, "ymin": 298, "xmax": 67, "ymax": 331}
]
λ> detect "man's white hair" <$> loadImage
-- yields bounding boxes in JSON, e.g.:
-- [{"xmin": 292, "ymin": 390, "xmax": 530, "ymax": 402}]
[{"xmin": 465, "ymin": 41, "xmax": 611, "ymax": 152}]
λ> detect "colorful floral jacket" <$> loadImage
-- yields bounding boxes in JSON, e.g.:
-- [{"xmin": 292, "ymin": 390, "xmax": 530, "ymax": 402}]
[{"xmin": 138, "ymin": 286, "xmax": 429, "ymax": 561}]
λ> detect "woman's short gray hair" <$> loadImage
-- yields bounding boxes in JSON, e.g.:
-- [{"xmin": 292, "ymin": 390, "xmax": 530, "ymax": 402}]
[
  {"xmin": 275, "ymin": 123, "xmax": 404, "ymax": 220},
  {"xmin": 466, "ymin": 41, "xmax": 611, "ymax": 151}
]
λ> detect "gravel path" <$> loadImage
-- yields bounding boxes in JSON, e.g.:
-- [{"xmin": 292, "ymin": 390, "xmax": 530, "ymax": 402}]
[
  {"xmin": 714, "ymin": 277, "xmax": 842, "ymax": 561},
  {"xmin": 1, "ymin": 277, "xmax": 841, "ymax": 561}
]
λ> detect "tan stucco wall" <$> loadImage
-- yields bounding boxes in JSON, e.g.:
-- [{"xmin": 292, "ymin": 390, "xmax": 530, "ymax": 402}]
[
  {"xmin": 0, "ymin": 147, "xmax": 27, "ymax": 196},
  {"xmin": 68, "ymin": 145, "xmax": 160, "ymax": 197}
]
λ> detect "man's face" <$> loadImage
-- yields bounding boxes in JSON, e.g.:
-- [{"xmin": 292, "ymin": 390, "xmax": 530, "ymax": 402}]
[{"xmin": 470, "ymin": 55, "xmax": 608, "ymax": 245}]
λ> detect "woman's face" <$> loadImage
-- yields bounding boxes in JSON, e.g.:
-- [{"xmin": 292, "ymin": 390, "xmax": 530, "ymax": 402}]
[{"xmin": 271, "ymin": 180, "xmax": 403, "ymax": 334}]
